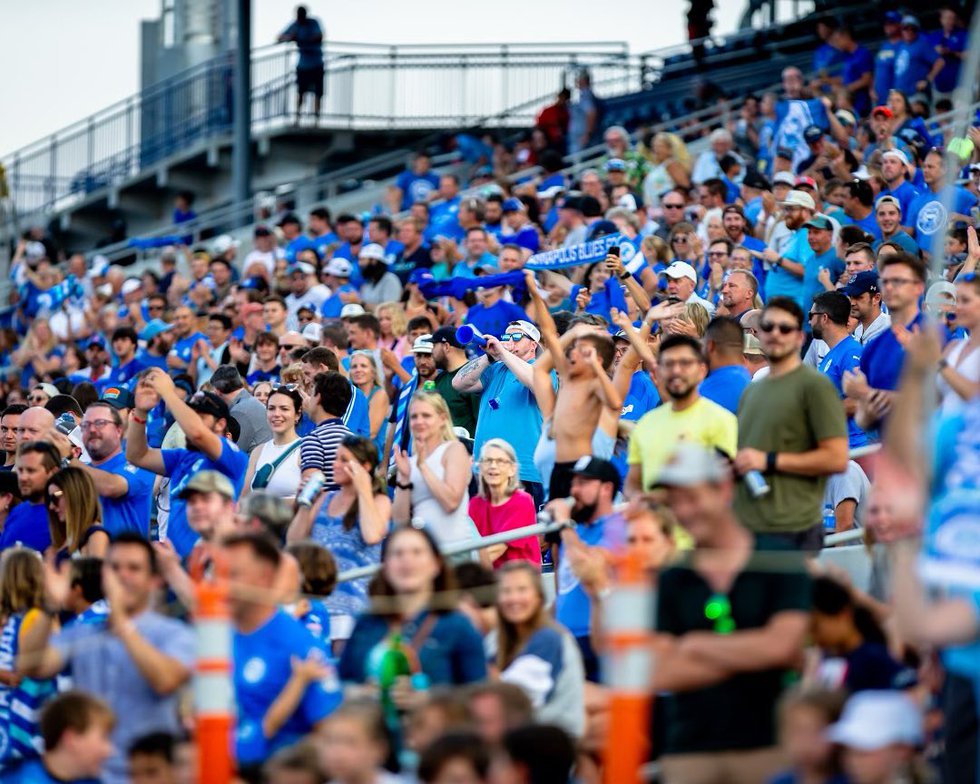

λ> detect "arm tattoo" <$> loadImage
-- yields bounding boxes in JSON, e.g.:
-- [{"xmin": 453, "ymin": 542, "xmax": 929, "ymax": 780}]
[{"xmin": 455, "ymin": 356, "xmax": 488, "ymax": 387}]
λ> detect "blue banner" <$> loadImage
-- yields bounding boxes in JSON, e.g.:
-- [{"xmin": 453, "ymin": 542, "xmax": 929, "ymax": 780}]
[{"xmin": 526, "ymin": 233, "xmax": 630, "ymax": 271}]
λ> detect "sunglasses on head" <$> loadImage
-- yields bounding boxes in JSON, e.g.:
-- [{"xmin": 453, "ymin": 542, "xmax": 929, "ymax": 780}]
[{"xmin": 758, "ymin": 321, "xmax": 798, "ymax": 335}]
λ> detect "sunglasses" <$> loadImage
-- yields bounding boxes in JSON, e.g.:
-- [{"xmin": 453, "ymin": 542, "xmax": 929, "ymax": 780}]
[
  {"xmin": 499, "ymin": 333, "xmax": 526, "ymax": 342},
  {"xmin": 28, "ymin": 395, "xmax": 47, "ymax": 403},
  {"xmin": 704, "ymin": 594, "xmax": 736, "ymax": 634},
  {"xmin": 663, "ymin": 203, "xmax": 685, "ymax": 209},
  {"xmin": 47, "ymin": 488, "xmax": 64, "ymax": 507},
  {"xmin": 758, "ymin": 321, "xmax": 798, "ymax": 335},
  {"xmin": 271, "ymin": 383, "xmax": 299, "ymax": 391}
]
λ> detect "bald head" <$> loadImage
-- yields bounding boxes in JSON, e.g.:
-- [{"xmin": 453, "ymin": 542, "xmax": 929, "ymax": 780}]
[{"xmin": 17, "ymin": 407, "xmax": 54, "ymax": 447}]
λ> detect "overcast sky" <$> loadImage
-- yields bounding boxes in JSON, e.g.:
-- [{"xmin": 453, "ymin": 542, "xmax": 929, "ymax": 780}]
[{"xmin": 0, "ymin": 0, "xmax": 755, "ymax": 156}]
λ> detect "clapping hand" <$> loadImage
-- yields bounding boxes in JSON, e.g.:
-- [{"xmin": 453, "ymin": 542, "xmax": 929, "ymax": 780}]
[
  {"xmin": 392, "ymin": 446, "xmax": 412, "ymax": 483},
  {"xmin": 575, "ymin": 287, "xmax": 592, "ymax": 313},
  {"xmin": 842, "ymin": 368, "xmax": 871, "ymax": 400}
]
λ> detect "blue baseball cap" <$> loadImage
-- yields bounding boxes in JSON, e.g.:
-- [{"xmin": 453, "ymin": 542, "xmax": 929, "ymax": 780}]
[
  {"xmin": 139, "ymin": 319, "xmax": 175, "ymax": 341},
  {"xmin": 842, "ymin": 271, "xmax": 880, "ymax": 298},
  {"xmin": 501, "ymin": 197, "xmax": 524, "ymax": 213},
  {"xmin": 409, "ymin": 268, "xmax": 435, "ymax": 286},
  {"xmin": 884, "ymin": 11, "xmax": 902, "ymax": 24},
  {"xmin": 605, "ymin": 158, "xmax": 627, "ymax": 172}
]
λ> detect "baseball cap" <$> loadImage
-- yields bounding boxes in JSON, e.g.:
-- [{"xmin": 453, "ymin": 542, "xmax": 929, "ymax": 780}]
[
  {"xmin": 302, "ymin": 323, "xmax": 323, "ymax": 343},
  {"xmin": 502, "ymin": 197, "xmax": 524, "ymax": 213},
  {"xmin": 340, "ymin": 303, "xmax": 366, "ymax": 318},
  {"xmin": 559, "ymin": 195, "xmax": 583, "ymax": 212},
  {"xmin": 826, "ymin": 691, "xmax": 923, "ymax": 750},
  {"xmin": 743, "ymin": 333, "xmax": 765, "ymax": 356},
  {"xmin": 211, "ymin": 235, "xmax": 238, "ymax": 255},
  {"xmin": 926, "ymin": 280, "xmax": 958, "ymax": 305},
  {"xmin": 289, "ymin": 261, "xmax": 316, "ymax": 276},
  {"xmin": 178, "ymin": 470, "xmax": 235, "ymax": 500},
  {"xmin": 138, "ymin": 319, "xmax": 174, "ymax": 341},
  {"xmin": 408, "ymin": 268, "xmax": 435, "ymax": 287},
  {"xmin": 780, "ymin": 190, "xmax": 816, "ymax": 210},
  {"xmin": 884, "ymin": 10, "xmax": 902, "ymax": 23},
  {"xmin": 431, "ymin": 325, "xmax": 464, "ymax": 348},
  {"xmin": 775, "ymin": 147, "xmax": 795, "ymax": 161},
  {"xmin": 741, "ymin": 169, "xmax": 771, "ymax": 191},
  {"xmin": 803, "ymin": 125, "xmax": 824, "ymax": 144},
  {"xmin": 587, "ymin": 220, "xmax": 619, "ymax": 241},
  {"xmin": 842, "ymin": 270, "xmax": 880, "ymax": 298},
  {"xmin": 772, "ymin": 171, "xmax": 796, "ymax": 187},
  {"xmin": 612, "ymin": 329, "xmax": 629, "ymax": 342},
  {"xmin": 253, "ymin": 225, "xmax": 273, "ymax": 237},
  {"xmin": 661, "ymin": 261, "xmax": 698, "ymax": 283},
  {"xmin": 278, "ymin": 331, "xmax": 307, "ymax": 349},
  {"xmin": 359, "ymin": 243, "xmax": 386, "ymax": 262},
  {"xmin": 412, "ymin": 334, "xmax": 434, "ymax": 354},
  {"xmin": 882, "ymin": 149, "xmax": 911, "ymax": 167},
  {"xmin": 100, "ymin": 387, "xmax": 135, "ymax": 410},
  {"xmin": 34, "ymin": 383, "xmax": 59, "ymax": 399},
  {"xmin": 655, "ymin": 443, "xmax": 731, "ymax": 488},
  {"xmin": 876, "ymin": 195, "xmax": 902, "ymax": 212},
  {"xmin": 871, "ymin": 105, "xmax": 893, "ymax": 119},
  {"xmin": 835, "ymin": 109, "xmax": 857, "ymax": 127},
  {"xmin": 187, "ymin": 391, "xmax": 230, "ymax": 422},
  {"xmin": 804, "ymin": 215, "xmax": 833, "ymax": 231},
  {"xmin": 570, "ymin": 455, "xmax": 621, "ymax": 493},
  {"xmin": 605, "ymin": 158, "xmax": 627, "ymax": 172},
  {"xmin": 900, "ymin": 14, "xmax": 920, "ymax": 28},
  {"xmin": 324, "ymin": 258, "xmax": 353, "ymax": 277},
  {"xmin": 509, "ymin": 320, "xmax": 541, "ymax": 342},
  {"xmin": 795, "ymin": 176, "xmax": 818, "ymax": 191},
  {"xmin": 121, "ymin": 278, "xmax": 141, "ymax": 296}
]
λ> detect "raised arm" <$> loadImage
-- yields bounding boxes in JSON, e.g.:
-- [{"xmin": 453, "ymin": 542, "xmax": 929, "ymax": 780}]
[
  {"xmin": 126, "ymin": 378, "xmax": 167, "ymax": 475},
  {"xmin": 147, "ymin": 368, "xmax": 224, "ymax": 461}
]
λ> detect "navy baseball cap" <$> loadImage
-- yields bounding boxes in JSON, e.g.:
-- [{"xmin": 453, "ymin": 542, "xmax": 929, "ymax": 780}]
[
  {"xmin": 431, "ymin": 325, "xmax": 464, "ymax": 348},
  {"xmin": 587, "ymin": 220, "xmax": 619, "ymax": 241},
  {"xmin": 502, "ymin": 198, "xmax": 524, "ymax": 213},
  {"xmin": 842, "ymin": 271, "xmax": 880, "ymax": 297},
  {"xmin": 884, "ymin": 10, "xmax": 902, "ymax": 23},
  {"xmin": 571, "ymin": 455, "xmax": 622, "ymax": 494},
  {"xmin": 101, "ymin": 386, "xmax": 135, "ymax": 410},
  {"xmin": 804, "ymin": 125, "xmax": 824, "ymax": 144}
]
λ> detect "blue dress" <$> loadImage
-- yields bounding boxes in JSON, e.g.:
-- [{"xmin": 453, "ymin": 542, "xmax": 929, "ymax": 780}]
[{"xmin": 310, "ymin": 491, "xmax": 384, "ymax": 624}]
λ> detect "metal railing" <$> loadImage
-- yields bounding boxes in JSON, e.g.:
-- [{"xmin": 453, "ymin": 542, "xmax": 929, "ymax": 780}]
[{"xmin": 1, "ymin": 40, "xmax": 641, "ymax": 219}]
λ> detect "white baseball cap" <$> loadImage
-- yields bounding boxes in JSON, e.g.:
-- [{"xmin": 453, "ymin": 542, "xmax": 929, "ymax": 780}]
[
  {"xmin": 290, "ymin": 261, "xmax": 316, "ymax": 276},
  {"xmin": 121, "ymin": 278, "xmax": 141, "ymax": 296},
  {"xmin": 882, "ymin": 149, "xmax": 910, "ymax": 167},
  {"xmin": 324, "ymin": 258, "xmax": 353, "ymax": 277},
  {"xmin": 302, "ymin": 323, "xmax": 324, "ymax": 343},
  {"xmin": 211, "ymin": 234, "xmax": 239, "ymax": 255},
  {"xmin": 508, "ymin": 320, "xmax": 541, "ymax": 342},
  {"xmin": 358, "ymin": 243, "xmax": 386, "ymax": 262},
  {"xmin": 780, "ymin": 190, "xmax": 816, "ymax": 210},
  {"xmin": 772, "ymin": 171, "xmax": 796, "ymax": 187},
  {"xmin": 412, "ymin": 334, "xmax": 434, "ymax": 354},
  {"xmin": 661, "ymin": 261, "xmax": 698, "ymax": 284},
  {"xmin": 340, "ymin": 303, "xmax": 366, "ymax": 318},
  {"xmin": 826, "ymin": 691, "xmax": 923, "ymax": 750}
]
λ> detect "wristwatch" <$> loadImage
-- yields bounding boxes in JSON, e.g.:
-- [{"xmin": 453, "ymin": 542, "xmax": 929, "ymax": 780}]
[{"xmin": 938, "ymin": 358, "xmax": 949, "ymax": 371}]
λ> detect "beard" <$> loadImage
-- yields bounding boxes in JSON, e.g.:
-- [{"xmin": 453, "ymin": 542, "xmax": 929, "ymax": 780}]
[
  {"xmin": 666, "ymin": 380, "xmax": 697, "ymax": 400},
  {"xmin": 571, "ymin": 500, "xmax": 598, "ymax": 524},
  {"xmin": 362, "ymin": 261, "xmax": 386, "ymax": 284}
]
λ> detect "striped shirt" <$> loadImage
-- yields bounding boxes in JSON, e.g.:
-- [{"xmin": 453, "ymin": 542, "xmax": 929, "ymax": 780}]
[{"xmin": 300, "ymin": 418, "xmax": 353, "ymax": 487}]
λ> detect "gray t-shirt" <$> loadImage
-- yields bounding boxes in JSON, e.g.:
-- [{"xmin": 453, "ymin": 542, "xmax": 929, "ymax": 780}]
[
  {"xmin": 52, "ymin": 611, "xmax": 195, "ymax": 784},
  {"xmin": 823, "ymin": 460, "xmax": 871, "ymax": 524},
  {"xmin": 231, "ymin": 389, "xmax": 274, "ymax": 454}
]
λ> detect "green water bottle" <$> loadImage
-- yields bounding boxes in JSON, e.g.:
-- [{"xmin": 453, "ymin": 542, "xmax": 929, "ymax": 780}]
[{"xmin": 378, "ymin": 633, "xmax": 412, "ymax": 727}]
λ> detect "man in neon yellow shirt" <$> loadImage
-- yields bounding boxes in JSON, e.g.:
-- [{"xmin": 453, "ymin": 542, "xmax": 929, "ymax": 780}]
[{"xmin": 626, "ymin": 335, "xmax": 737, "ymax": 496}]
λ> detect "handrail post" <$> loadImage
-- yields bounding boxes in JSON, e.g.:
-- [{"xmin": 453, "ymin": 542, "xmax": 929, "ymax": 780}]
[{"xmin": 389, "ymin": 45, "xmax": 397, "ymax": 130}]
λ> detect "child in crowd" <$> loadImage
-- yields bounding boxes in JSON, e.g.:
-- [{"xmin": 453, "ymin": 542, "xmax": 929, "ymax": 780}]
[
  {"xmin": 320, "ymin": 700, "xmax": 402, "ymax": 784},
  {"xmin": 128, "ymin": 732, "xmax": 189, "ymax": 784},
  {"xmin": 263, "ymin": 740, "xmax": 325, "ymax": 784},
  {"xmin": 285, "ymin": 540, "xmax": 338, "ymax": 649},
  {"xmin": 769, "ymin": 688, "xmax": 847, "ymax": 784},
  {"xmin": 9, "ymin": 691, "xmax": 115, "ymax": 783},
  {"xmin": 417, "ymin": 731, "xmax": 491, "ymax": 784}
]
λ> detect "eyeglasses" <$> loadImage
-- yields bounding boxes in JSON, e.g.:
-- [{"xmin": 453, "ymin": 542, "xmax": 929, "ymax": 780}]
[
  {"xmin": 879, "ymin": 277, "xmax": 918, "ymax": 287},
  {"xmin": 28, "ymin": 395, "xmax": 47, "ymax": 404},
  {"xmin": 479, "ymin": 457, "xmax": 513, "ymax": 466},
  {"xmin": 758, "ymin": 321, "xmax": 799, "ymax": 335},
  {"xmin": 704, "ymin": 594, "xmax": 736, "ymax": 634},
  {"xmin": 808, "ymin": 310, "xmax": 826, "ymax": 319},
  {"xmin": 271, "ymin": 383, "xmax": 299, "ymax": 391},
  {"xmin": 659, "ymin": 358, "xmax": 700, "ymax": 370},
  {"xmin": 707, "ymin": 251, "xmax": 728, "ymax": 258},
  {"xmin": 147, "ymin": 304, "xmax": 164, "ymax": 311},
  {"xmin": 663, "ymin": 203, "xmax": 685, "ymax": 209},
  {"xmin": 671, "ymin": 236, "xmax": 689, "ymax": 243},
  {"xmin": 47, "ymin": 488, "xmax": 64, "ymax": 507},
  {"xmin": 80, "ymin": 419, "xmax": 115, "ymax": 432},
  {"xmin": 499, "ymin": 333, "xmax": 526, "ymax": 342}
]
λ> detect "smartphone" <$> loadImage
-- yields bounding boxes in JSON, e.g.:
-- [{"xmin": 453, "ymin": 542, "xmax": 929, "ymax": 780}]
[{"xmin": 605, "ymin": 245, "xmax": 621, "ymax": 269}]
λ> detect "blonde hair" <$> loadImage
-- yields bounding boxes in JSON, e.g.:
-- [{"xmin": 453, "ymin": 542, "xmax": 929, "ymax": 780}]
[
  {"xmin": 376, "ymin": 302, "xmax": 407, "ymax": 338},
  {"xmin": 478, "ymin": 438, "xmax": 521, "ymax": 498},
  {"xmin": 0, "ymin": 548, "xmax": 44, "ymax": 619},
  {"xmin": 684, "ymin": 302, "xmax": 711, "ymax": 338},
  {"xmin": 641, "ymin": 234, "xmax": 671, "ymax": 264},
  {"xmin": 349, "ymin": 350, "xmax": 384, "ymax": 388},
  {"xmin": 409, "ymin": 390, "xmax": 457, "ymax": 444},
  {"xmin": 654, "ymin": 132, "xmax": 692, "ymax": 171},
  {"xmin": 48, "ymin": 468, "xmax": 103, "ymax": 553},
  {"xmin": 280, "ymin": 363, "xmax": 305, "ymax": 386}
]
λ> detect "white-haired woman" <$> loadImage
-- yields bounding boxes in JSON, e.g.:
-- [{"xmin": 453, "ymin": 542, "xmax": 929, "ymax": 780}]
[
  {"xmin": 468, "ymin": 438, "xmax": 541, "ymax": 569},
  {"xmin": 348, "ymin": 349, "xmax": 389, "ymax": 460},
  {"xmin": 642, "ymin": 131, "xmax": 691, "ymax": 208}
]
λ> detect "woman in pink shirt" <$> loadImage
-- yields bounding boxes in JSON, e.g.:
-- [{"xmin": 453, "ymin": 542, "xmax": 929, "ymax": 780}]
[{"xmin": 469, "ymin": 438, "xmax": 541, "ymax": 569}]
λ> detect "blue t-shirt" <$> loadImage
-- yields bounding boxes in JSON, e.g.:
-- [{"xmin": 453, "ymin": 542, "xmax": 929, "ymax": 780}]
[
  {"xmin": 285, "ymin": 235, "xmax": 316, "ymax": 264},
  {"xmin": 246, "ymin": 366, "xmax": 281, "ymax": 386},
  {"xmin": 893, "ymin": 36, "xmax": 938, "ymax": 95},
  {"xmin": 840, "ymin": 211, "xmax": 881, "ymax": 240},
  {"xmin": 766, "ymin": 229, "xmax": 810, "ymax": 306},
  {"xmin": 395, "ymin": 170, "xmax": 440, "ymax": 210},
  {"xmin": 171, "ymin": 332, "xmax": 207, "ymax": 371},
  {"xmin": 908, "ymin": 186, "xmax": 978, "ymax": 253},
  {"xmin": 162, "ymin": 440, "xmax": 250, "ymax": 557},
  {"xmin": 860, "ymin": 311, "xmax": 923, "ymax": 393},
  {"xmin": 312, "ymin": 231, "xmax": 339, "ymax": 259},
  {"xmin": 621, "ymin": 371, "xmax": 659, "ymax": 422},
  {"xmin": 464, "ymin": 301, "xmax": 529, "ymax": 343},
  {"xmin": 7, "ymin": 757, "xmax": 100, "ymax": 783},
  {"xmin": 773, "ymin": 99, "xmax": 828, "ymax": 171},
  {"xmin": 931, "ymin": 27, "xmax": 968, "ymax": 93},
  {"xmin": 874, "ymin": 40, "xmax": 899, "ymax": 104},
  {"xmin": 813, "ymin": 42, "xmax": 846, "ymax": 75},
  {"xmin": 699, "ymin": 365, "xmax": 751, "ymax": 415},
  {"xmin": 819, "ymin": 336, "xmax": 868, "ymax": 449},
  {"xmin": 345, "ymin": 385, "xmax": 371, "ymax": 438},
  {"xmin": 0, "ymin": 502, "xmax": 50, "ymax": 552},
  {"xmin": 473, "ymin": 360, "xmax": 550, "ymax": 484},
  {"xmin": 105, "ymin": 357, "xmax": 145, "ymax": 389},
  {"xmin": 557, "ymin": 513, "xmax": 625, "ymax": 638},
  {"xmin": 877, "ymin": 181, "xmax": 919, "ymax": 223},
  {"xmin": 234, "ymin": 610, "xmax": 340, "ymax": 764},
  {"xmin": 320, "ymin": 285, "xmax": 359, "ymax": 318},
  {"xmin": 135, "ymin": 349, "xmax": 168, "ymax": 372},
  {"xmin": 283, "ymin": 18, "xmax": 324, "ymax": 69},
  {"xmin": 802, "ymin": 247, "xmax": 845, "ymax": 321},
  {"xmin": 509, "ymin": 225, "xmax": 540, "ymax": 253},
  {"xmin": 91, "ymin": 452, "xmax": 155, "ymax": 537},
  {"xmin": 841, "ymin": 46, "xmax": 874, "ymax": 116}
]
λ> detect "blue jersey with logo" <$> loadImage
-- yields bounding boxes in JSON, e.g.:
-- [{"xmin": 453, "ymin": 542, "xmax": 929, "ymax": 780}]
[
  {"xmin": 893, "ymin": 36, "xmax": 938, "ymax": 95},
  {"xmin": 105, "ymin": 358, "xmax": 145, "ymax": 390},
  {"xmin": 170, "ymin": 332, "xmax": 207, "ymax": 371},
  {"xmin": 395, "ymin": 171, "xmax": 440, "ymax": 210},
  {"xmin": 233, "ymin": 610, "xmax": 340, "ymax": 764},
  {"xmin": 91, "ymin": 452, "xmax": 155, "ymax": 537},
  {"xmin": 908, "ymin": 186, "xmax": 977, "ymax": 253},
  {"xmin": 877, "ymin": 181, "xmax": 919, "ymax": 224},
  {"xmin": 819, "ymin": 336, "xmax": 868, "ymax": 448},
  {"xmin": 162, "ymin": 440, "xmax": 249, "ymax": 557}
]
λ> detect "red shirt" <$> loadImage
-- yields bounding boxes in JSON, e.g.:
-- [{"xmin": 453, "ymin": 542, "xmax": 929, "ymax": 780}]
[{"xmin": 469, "ymin": 490, "xmax": 541, "ymax": 568}]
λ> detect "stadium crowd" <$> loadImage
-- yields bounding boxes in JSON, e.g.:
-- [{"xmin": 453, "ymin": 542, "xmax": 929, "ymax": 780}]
[{"xmin": 2, "ymin": 5, "xmax": 980, "ymax": 784}]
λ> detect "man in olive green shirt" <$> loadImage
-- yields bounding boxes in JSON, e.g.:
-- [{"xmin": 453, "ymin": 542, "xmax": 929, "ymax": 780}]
[
  {"xmin": 733, "ymin": 296, "xmax": 848, "ymax": 551},
  {"xmin": 431, "ymin": 326, "xmax": 480, "ymax": 438}
]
